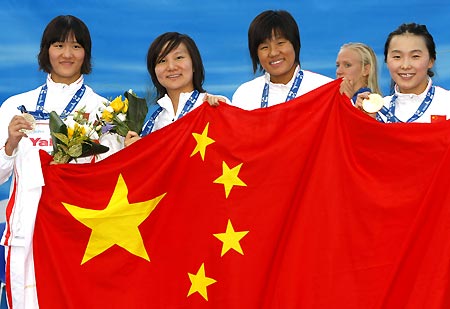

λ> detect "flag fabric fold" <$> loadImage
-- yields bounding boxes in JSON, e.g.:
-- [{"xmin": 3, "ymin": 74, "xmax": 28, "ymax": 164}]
[{"xmin": 33, "ymin": 80, "xmax": 450, "ymax": 308}]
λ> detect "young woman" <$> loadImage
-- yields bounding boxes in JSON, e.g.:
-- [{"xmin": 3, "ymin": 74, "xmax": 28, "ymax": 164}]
[
  {"xmin": 356, "ymin": 23, "xmax": 450, "ymax": 123},
  {"xmin": 125, "ymin": 32, "xmax": 229, "ymax": 146},
  {"xmin": 231, "ymin": 10, "xmax": 332, "ymax": 110},
  {"xmin": 0, "ymin": 15, "xmax": 119, "ymax": 308},
  {"xmin": 336, "ymin": 42, "xmax": 382, "ymax": 104}
]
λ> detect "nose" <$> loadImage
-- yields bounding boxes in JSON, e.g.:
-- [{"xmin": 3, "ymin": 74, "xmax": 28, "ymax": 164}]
[
  {"xmin": 336, "ymin": 65, "xmax": 343, "ymax": 77},
  {"xmin": 166, "ymin": 59, "xmax": 176, "ymax": 70},
  {"xmin": 400, "ymin": 58, "xmax": 411, "ymax": 70},
  {"xmin": 268, "ymin": 45, "xmax": 280, "ymax": 57},
  {"xmin": 61, "ymin": 45, "xmax": 72, "ymax": 58}
]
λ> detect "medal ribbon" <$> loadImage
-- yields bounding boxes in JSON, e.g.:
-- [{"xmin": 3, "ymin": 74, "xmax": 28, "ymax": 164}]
[
  {"xmin": 141, "ymin": 90, "xmax": 200, "ymax": 136},
  {"xmin": 22, "ymin": 84, "xmax": 86, "ymax": 120},
  {"xmin": 378, "ymin": 85, "xmax": 435, "ymax": 123},
  {"xmin": 260, "ymin": 69, "xmax": 303, "ymax": 108}
]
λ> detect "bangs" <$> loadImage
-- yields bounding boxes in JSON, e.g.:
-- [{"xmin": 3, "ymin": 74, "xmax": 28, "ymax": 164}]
[
  {"xmin": 157, "ymin": 39, "xmax": 180, "ymax": 63},
  {"xmin": 48, "ymin": 20, "xmax": 86, "ymax": 47}
]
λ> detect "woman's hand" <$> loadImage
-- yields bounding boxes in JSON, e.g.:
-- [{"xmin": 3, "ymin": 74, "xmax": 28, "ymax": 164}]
[
  {"xmin": 204, "ymin": 93, "xmax": 226, "ymax": 107},
  {"xmin": 355, "ymin": 92, "xmax": 377, "ymax": 119},
  {"xmin": 124, "ymin": 131, "xmax": 141, "ymax": 147},
  {"xmin": 339, "ymin": 78, "xmax": 355, "ymax": 99}
]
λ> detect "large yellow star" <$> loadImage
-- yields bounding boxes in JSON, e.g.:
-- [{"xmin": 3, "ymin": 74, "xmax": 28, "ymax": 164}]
[
  {"xmin": 191, "ymin": 122, "xmax": 215, "ymax": 161},
  {"xmin": 213, "ymin": 161, "xmax": 247, "ymax": 198},
  {"xmin": 187, "ymin": 263, "xmax": 217, "ymax": 301},
  {"xmin": 62, "ymin": 174, "xmax": 166, "ymax": 264},
  {"xmin": 213, "ymin": 219, "xmax": 249, "ymax": 257}
]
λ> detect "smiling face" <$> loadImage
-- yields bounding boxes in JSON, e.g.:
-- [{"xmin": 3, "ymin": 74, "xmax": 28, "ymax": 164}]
[
  {"xmin": 155, "ymin": 42, "xmax": 194, "ymax": 97},
  {"xmin": 49, "ymin": 32, "xmax": 85, "ymax": 84},
  {"xmin": 386, "ymin": 33, "xmax": 434, "ymax": 94},
  {"xmin": 336, "ymin": 47, "xmax": 369, "ymax": 93},
  {"xmin": 257, "ymin": 33, "xmax": 297, "ymax": 84}
]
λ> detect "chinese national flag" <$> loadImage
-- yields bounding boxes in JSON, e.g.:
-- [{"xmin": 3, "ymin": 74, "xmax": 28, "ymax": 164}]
[
  {"xmin": 34, "ymin": 80, "xmax": 450, "ymax": 308},
  {"xmin": 431, "ymin": 115, "xmax": 447, "ymax": 123}
]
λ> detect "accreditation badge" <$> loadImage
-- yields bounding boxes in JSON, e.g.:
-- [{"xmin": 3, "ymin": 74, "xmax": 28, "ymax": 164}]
[{"xmin": 27, "ymin": 120, "xmax": 54, "ymax": 154}]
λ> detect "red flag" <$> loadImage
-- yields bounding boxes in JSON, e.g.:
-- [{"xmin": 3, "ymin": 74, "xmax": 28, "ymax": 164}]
[
  {"xmin": 431, "ymin": 115, "xmax": 447, "ymax": 123},
  {"xmin": 33, "ymin": 80, "xmax": 450, "ymax": 308}
]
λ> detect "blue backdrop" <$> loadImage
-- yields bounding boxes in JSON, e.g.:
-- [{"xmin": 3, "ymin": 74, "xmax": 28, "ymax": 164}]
[{"xmin": 1, "ymin": 0, "xmax": 450, "ymax": 201}]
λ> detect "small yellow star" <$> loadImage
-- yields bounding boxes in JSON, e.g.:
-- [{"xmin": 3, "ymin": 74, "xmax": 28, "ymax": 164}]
[
  {"xmin": 187, "ymin": 263, "xmax": 217, "ymax": 301},
  {"xmin": 213, "ymin": 219, "xmax": 249, "ymax": 257},
  {"xmin": 213, "ymin": 161, "xmax": 247, "ymax": 198},
  {"xmin": 62, "ymin": 174, "xmax": 166, "ymax": 264},
  {"xmin": 191, "ymin": 122, "xmax": 215, "ymax": 161}
]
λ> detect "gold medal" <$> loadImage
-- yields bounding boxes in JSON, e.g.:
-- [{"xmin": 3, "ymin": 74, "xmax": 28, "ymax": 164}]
[
  {"xmin": 19, "ymin": 113, "xmax": 36, "ymax": 134},
  {"xmin": 362, "ymin": 93, "xmax": 384, "ymax": 113}
]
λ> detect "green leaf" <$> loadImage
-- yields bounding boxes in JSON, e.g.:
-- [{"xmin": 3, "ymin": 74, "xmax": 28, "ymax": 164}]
[
  {"xmin": 68, "ymin": 144, "xmax": 83, "ymax": 157},
  {"xmin": 58, "ymin": 144, "xmax": 69, "ymax": 153},
  {"xmin": 52, "ymin": 132, "xmax": 70, "ymax": 146},
  {"xmin": 115, "ymin": 123, "xmax": 131, "ymax": 137},
  {"xmin": 124, "ymin": 91, "xmax": 148, "ymax": 134},
  {"xmin": 80, "ymin": 140, "xmax": 110, "ymax": 158},
  {"xmin": 49, "ymin": 111, "xmax": 68, "ymax": 153},
  {"xmin": 53, "ymin": 151, "xmax": 70, "ymax": 164},
  {"xmin": 68, "ymin": 136, "xmax": 88, "ymax": 148}
]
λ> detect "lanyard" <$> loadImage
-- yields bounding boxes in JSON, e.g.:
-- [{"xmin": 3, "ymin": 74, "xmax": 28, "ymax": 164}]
[
  {"xmin": 378, "ymin": 86, "xmax": 435, "ymax": 123},
  {"xmin": 23, "ymin": 84, "xmax": 86, "ymax": 120},
  {"xmin": 141, "ymin": 90, "xmax": 200, "ymax": 136},
  {"xmin": 260, "ymin": 69, "xmax": 303, "ymax": 108}
]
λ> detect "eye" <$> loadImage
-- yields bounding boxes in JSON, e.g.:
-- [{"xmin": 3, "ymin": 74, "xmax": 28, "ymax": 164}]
[
  {"xmin": 157, "ymin": 58, "xmax": 166, "ymax": 64},
  {"xmin": 52, "ymin": 42, "xmax": 64, "ymax": 48},
  {"xmin": 258, "ymin": 44, "xmax": 269, "ymax": 51},
  {"xmin": 73, "ymin": 43, "xmax": 83, "ymax": 49}
]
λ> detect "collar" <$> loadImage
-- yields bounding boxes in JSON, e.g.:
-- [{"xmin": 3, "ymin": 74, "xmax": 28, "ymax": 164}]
[
  {"xmin": 394, "ymin": 78, "xmax": 432, "ymax": 99},
  {"xmin": 46, "ymin": 74, "xmax": 84, "ymax": 91},
  {"xmin": 158, "ymin": 90, "xmax": 204, "ymax": 113}
]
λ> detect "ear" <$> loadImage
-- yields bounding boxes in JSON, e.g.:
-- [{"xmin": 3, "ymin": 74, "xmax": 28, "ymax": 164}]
[
  {"xmin": 363, "ymin": 63, "xmax": 370, "ymax": 77},
  {"xmin": 428, "ymin": 58, "xmax": 435, "ymax": 69}
]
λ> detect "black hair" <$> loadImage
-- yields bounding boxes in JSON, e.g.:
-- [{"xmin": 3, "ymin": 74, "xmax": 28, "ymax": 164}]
[
  {"xmin": 38, "ymin": 15, "xmax": 92, "ymax": 74},
  {"xmin": 146, "ymin": 32, "xmax": 205, "ymax": 100},
  {"xmin": 384, "ymin": 23, "xmax": 436, "ymax": 77},
  {"xmin": 248, "ymin": 10, "xmax": 301, "ymax": 73}
]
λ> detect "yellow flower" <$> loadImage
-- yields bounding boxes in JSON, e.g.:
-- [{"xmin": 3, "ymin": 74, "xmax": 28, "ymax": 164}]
[
  {"xmin": 68, "ymin": 123, "xmax": 86, "ymax": 139},
  {"xmin": 78, "ymin": 124, "xmax": 86, "ymax": 136},
  {"xmin": 102, "ymin": 109, "xmax": 113, "ymax": 122},
  {"xmin": 123, "ymin": 98, "xmax": 129, "ymax": 113},
  {"xmin": 110, "ymin": 95, "xmax": 128, "ymax": 113},
  {"xmin": 67, "ymin": 126, "xmax": 74, "ymax": 139}
]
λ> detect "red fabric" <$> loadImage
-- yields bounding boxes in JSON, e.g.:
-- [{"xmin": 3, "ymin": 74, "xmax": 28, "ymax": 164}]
[
  {"xmin": 33, "ymin": 80, "xmax": 450, "ymax": 308},
  {"xmin": 4, "ymin": 177, "xmax": 16, "ymax": 309}
]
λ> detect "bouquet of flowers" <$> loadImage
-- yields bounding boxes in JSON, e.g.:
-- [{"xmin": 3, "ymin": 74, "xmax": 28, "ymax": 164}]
[
  {"xmin": 98, "ymin": 90, "xmax": 148, "ymax": 137},
  {"xmin": 50, "ymin": 108, "xmax": 109, "ymax": 164}
]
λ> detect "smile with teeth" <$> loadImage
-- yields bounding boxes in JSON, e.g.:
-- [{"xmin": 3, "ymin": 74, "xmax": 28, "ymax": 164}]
[
  {"xmin": 270, "ymin": 59, "xmax": 284, "ymax": 65},
  {"xmin": 167, "ymin": 74, "xmax": 181, "ymax": 78},
  {"xmin": 399, "ymin": 73, "xmax": 414, "ymax": 78}
]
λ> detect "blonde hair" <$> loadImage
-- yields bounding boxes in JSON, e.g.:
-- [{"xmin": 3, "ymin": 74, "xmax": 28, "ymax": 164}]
[{"xmin": 340, "ymin": 42, "xmax": 382, "ymax": 95}]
